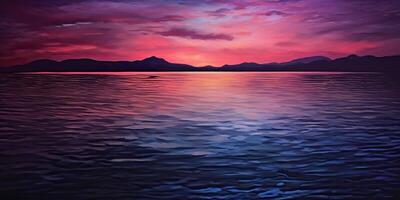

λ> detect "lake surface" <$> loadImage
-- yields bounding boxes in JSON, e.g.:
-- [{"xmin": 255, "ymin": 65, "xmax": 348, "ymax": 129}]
[{"xmin": 1, "ymin": 72, "xmax": 400, "ymax": 199}]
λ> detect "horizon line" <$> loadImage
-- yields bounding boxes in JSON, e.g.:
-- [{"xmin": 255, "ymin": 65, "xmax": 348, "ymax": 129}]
[{"xmin": 4, "ymin": 54, "xmax": 400, "ymax": 68}]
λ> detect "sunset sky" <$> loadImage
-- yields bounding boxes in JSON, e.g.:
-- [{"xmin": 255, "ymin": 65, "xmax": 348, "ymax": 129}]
[{"xmin": 1, "ymin": 0, "xmax": 400, "ymax": 66}]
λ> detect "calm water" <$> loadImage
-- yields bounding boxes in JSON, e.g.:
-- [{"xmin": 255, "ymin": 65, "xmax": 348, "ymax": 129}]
[{"xmin": 1, "ymin": 72, "xmax": 400, "ymax": 199}]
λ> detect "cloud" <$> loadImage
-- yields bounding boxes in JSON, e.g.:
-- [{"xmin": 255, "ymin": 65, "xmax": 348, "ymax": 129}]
[
  {"xmin": 347, "ymin": 31, "xmax": 400, "ymax": 42},
  {"xmin": 264, "ymin": 10, "xmax": 288, "ymax": 16},
  {"xmin": 0, "ymin": 1, "xmax": 186, "ymax": 28},
  {"xmin": 206, "ymin": 8, "xmax": 230, "ymax": 17},
  {"xmin": 159, "ymin": 28, "xmax": 234, "ymax": 41}
]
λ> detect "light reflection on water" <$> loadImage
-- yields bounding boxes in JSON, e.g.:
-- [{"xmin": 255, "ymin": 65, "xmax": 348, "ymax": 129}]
[{"xmin": 1, "ymin": 72, "xmax": 400, "ymax": 199}]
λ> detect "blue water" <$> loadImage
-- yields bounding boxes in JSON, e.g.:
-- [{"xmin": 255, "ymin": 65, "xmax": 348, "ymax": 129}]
[{"xmin": 0, "ymin": 72, "xmax": 400, "ymax": 199}]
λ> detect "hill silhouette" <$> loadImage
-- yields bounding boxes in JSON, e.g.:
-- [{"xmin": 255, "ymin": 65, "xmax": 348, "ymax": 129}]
[{"xmin": 1, "ymin": 55, "xmax": 400, "ymax": 73}]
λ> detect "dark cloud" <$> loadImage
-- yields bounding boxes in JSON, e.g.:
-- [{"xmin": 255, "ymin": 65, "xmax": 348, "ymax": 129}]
[
  {"xmin": 0, "ymin": 4, "xmax": 185, "ymax": 28},
  {"xmin": 296, "ymin": 0, "xmax": 400, "ymax": 42},
  {"xmin": 348, "ymin": 31, "xmax": 400, "ymax": 42},
  {"xmin": 264, "ymin": 10, "xmax": 288, "ymax": 16},
  {"xmin": 206, "ymin": 8, "xmax": 230, "ymax": 17},
  {"xmin": 159, "ymin": 28, "xmax": 234, "ymax": 40},
  {"xmin": 264, "ymin": 0, "xmax": 302, "ymax": 3}
]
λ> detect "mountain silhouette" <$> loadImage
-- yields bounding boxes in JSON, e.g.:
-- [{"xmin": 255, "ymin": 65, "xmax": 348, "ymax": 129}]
[
  {"xmin": 0, "ymin": 56, "xmax": 194, "ymax": 72},
  {"xmin": 141, "ymin": 56, "xmax": 169, "ymax": 64},
  {"xmin": 1, "ymin": 55, "xmax": 399, "ymax": 73},
  {"xmin": 281, "ymin": 56, "xmax": 331, "ymax": 66},
  {"xmin": 220, "ymin": 55, "xmax": 400, "ymax": 72}
]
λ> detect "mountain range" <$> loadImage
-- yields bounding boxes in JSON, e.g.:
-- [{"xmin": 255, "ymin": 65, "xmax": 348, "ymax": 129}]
[{"xmin": 1, "ymin": 55, "xmax": 400, "ymax": 73}]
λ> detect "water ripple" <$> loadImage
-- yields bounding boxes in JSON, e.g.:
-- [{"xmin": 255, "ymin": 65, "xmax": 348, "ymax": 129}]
[{"xmin": 1, "ymin": 72, "xmax": 400, "ymax": 199}]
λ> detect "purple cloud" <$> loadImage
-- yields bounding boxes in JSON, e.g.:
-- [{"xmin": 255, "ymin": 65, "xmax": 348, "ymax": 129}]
[
  {"xmin": 264, "ymin": 10, "xmax": 288, "ymax": 16},
  {"xmin": 159, "ymin": 28, "xmax": 234, "ymax": 41},
  {"xmin": 206, "ymin": 8, "xmax": 230, "ymax": 17}
]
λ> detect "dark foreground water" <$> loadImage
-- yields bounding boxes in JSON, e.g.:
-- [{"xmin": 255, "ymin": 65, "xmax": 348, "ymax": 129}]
[{"xmin": 1, "ymin": 72, "xmax": 400, "ymax": 199}]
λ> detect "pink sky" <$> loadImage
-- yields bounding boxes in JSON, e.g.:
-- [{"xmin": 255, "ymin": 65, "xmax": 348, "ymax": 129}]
[{"xmin": 1, "ymin": 0, "xmax": 400, "ymax": 66}]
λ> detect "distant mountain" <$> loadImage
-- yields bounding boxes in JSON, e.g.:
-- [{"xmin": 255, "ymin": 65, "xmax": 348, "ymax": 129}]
[
  {"xmin": 221, "ymin": 62, "xmax": 269, "ymax": 71},
  {"xmin": 1, "ymin": 55, "xmax": 400, "ymax": 73},
  {"xmin": 140, "ymin": 56, "xmax": 169, "ymax": 64},
  {"xmin": 281, "ymin": 56, "xmax": 331, "ymax": 66},
  {"xmin": 220, "ymin": 55, "xmax": 400, "ymax": 72},
  {"xmin": 0, "ymin": 56, "xmax": 195, "ymax": 72},
  {"xmin": 302, "ymin": 54, "xmax": 400, "ymax": 72}
]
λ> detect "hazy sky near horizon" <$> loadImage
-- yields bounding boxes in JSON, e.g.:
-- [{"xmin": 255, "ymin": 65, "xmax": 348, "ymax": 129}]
[{"xmin": 1, "ymin": 0, "xmax": 400, "ymax": 66}]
